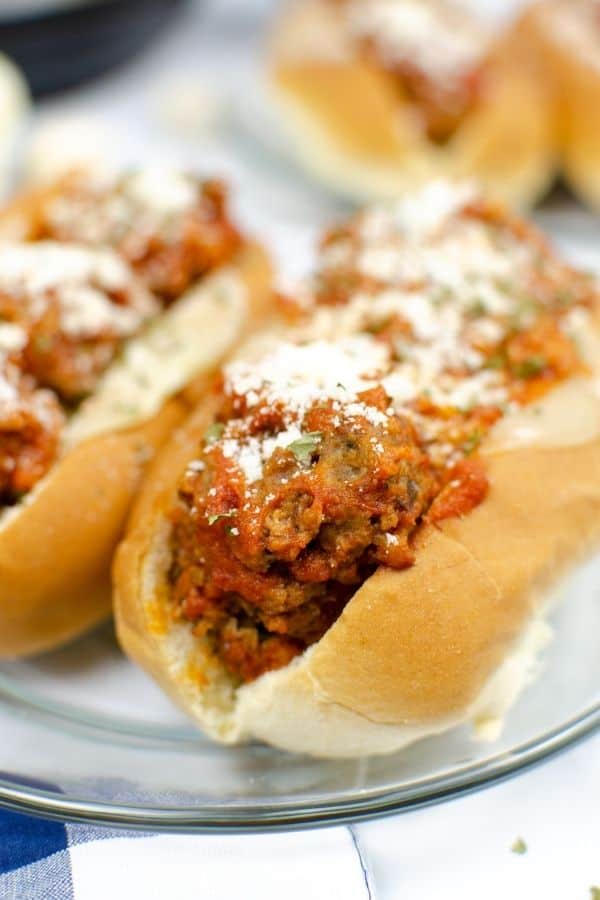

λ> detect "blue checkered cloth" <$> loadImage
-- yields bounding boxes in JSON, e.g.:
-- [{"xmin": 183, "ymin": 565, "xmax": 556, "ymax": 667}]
[{"xmin": 0, "ymin": 808, "xmax": 372, "ymax": 900}]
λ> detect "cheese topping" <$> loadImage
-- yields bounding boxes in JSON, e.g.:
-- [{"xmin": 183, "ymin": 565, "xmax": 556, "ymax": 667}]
[
  {"xmin": 204, "ymin": 336, "xmax": 393, "ymax": 485},
  {"xmin": 0, "ymin": 242, "xmax": 156, "ymax": 339},
  {"xmin": 0, "ymin": 362, "xmax": 17, "ymax": 407},
  {"xmin": 281, "ymin": 181, "xmax": 599, "ymax": 457},
  {"xmin": 0, "ymin": 367, "xmax": 59, "ymax": 428},
  {"xmin": 47, "ymin": 168, "xmax": 202, "ymax": 247},
  {"xmin": 0, "ymin": 322, "xmax": 27, "ymax": 354},
  {"xmin": 319, "ymin": 182, "xmax": 532, "ymax": 307},
  {"xmin": 345, "ymin": 0, "xmax": 490, "ymax": 86},
  {"xmin": 359, "ymin": 180, "xmax": 478, "ymax": 242},
  {"xmin": 41, "ymin": 171, "xmax": 242, "ymax": 303},
  {"xmin": 226, "ymin": 336, "xmax": 389, "ymax": 418}
]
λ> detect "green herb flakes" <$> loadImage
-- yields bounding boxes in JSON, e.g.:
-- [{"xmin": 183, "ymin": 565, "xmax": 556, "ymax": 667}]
[
  {"xmin": 288, "ymin": 432, "xmax": 322, "ymax": 462},
  {"xmin": 484, "ymin": 353, "xmax": 505, "ymax": 371},
  {"xmin": 205, "ymin": 422, "xmax": 225, "ymax": 443},
  {"xmin": 33, "ymin": 334, "xmax": 53, "ymax": 353},
  {"xmin": 430, "ymin": 286, "xmax": 453, "ymax": 307},
  {"xmin": 511, "ymin": 837, "xmax": 527, "ymax": 855},
  {"xmin": 555, "ymin": 288, "xmax": 574, "ymax": 307},
  {"xmin": 463, "ymin": 430, "xmax": 482, "ymax": 455},
  {"xmin": 467, "ymin": 299, "xmax": 487, "ymax": 317},
  {"xmin": 514, "ymin": 356, "xmax": 547, "ymax": 379},
  {"xmin": 207, "ymin": 510, "xmax": 236, "ymax": 526}
]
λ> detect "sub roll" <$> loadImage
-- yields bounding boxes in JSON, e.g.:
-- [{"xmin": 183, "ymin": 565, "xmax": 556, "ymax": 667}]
[
  {"xmin": 521, "ymin": 0, "xmax": 600, "ymax": 210},
  {"xmin": 268, "ymin": 0, "xmax": 556, "ymax": 207},
  {"xmin": 0, "ymin": 169, "xmax": 271, "ymax": 658},
  {"xmin": 115, "ymin": 182, "xmax": 600, "ymax": 758}
]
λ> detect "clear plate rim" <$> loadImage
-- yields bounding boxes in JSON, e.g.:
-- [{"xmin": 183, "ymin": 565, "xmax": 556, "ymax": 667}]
[{"xmin": 0, "ymin": 698, "xmax": 597, "ymax": 832}]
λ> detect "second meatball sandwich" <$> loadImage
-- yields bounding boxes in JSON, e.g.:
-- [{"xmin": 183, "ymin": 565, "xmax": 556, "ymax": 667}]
[{"xmin": 0, "ymin": 168, "xmax": 271, "ymax": 658}]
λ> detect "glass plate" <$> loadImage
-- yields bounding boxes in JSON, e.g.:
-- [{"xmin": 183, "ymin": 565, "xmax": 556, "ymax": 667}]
[
  {"xmin": 0, "ymin": 196, "xmax": 599, "ymax": 833},
  {"xmin": 0, "ymin": 549, "xmax": 598, "ymax": 832},
  {"xmin": 0, "ymin": 195, "xmax": 598, "ymax": 833},
  {"xmin": 0, "ymin": 0, "xmax": 597, "ymax": 836}
]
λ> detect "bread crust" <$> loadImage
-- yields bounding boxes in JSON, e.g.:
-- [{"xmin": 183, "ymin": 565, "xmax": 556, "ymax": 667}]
[
  {"xmin": 114, "ymin": 379, "xmax": 600, "ymax": 756},
  {"xmin": 268, "ymin": 0, "xmax": 557, "ymax": 208},
  {"xmin": 520, "ymin": 1, "xmax": 600, "ymax": 210},
  {"xmin": 0, "ymin": 240, "xmax": 272, "ymax": 658}
]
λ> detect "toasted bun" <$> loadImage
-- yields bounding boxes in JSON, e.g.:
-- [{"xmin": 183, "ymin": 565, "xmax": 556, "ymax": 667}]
[
  {"xmin": 114, "ymin": 367, "xmax": 600, "ymax": 756},
  {"xmin": 268, "ymin": 0, "xmax": 557, "ymax": 208},
  {"xmin": 0, "ymin": 241, "xmax": 272, "ymax": 658},
  {"xmin": 520, "ymin": 1, "xmax": 600, "ymax": 210}
]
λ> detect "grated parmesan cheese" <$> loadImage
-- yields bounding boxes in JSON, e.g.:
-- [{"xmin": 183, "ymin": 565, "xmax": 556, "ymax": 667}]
[
  {"xmin": 225, "ymin": 336, "xmax": 390, "ymax": 418},
  {"xmin": 0, "ymin": 322, "xmax": 27, "ymax": 354},
  {"xmin": 0, "ymin": 366, "xmax": 17, "ymax": 406},
  {"xmin": 0, "ymin": 242, "xmax": 156, "ymax": 339},
  {"xmin": 197, "ymin": 181, "xmax": 594, "ymax": 488},
  {"xmin": 346, "ymin": 0, "xmax": 490, "ymax": 86},
  {"xmin": 211, "ymin": 337, "xmax": 394, "ymax": 485},
  {"xmin": 47, "ymin": 168, "xmax": 201, "ymax": 248},
  {"xmin": 301, "ymin": 181, "xmax": 569, "ymax": 416},
  {"xmin": 222, "ymin": 424, "xmax": 306, "ymax": 484},
  {"xmin": 125, "ymin": 168, "xmax": 198, "ymax": 217}
]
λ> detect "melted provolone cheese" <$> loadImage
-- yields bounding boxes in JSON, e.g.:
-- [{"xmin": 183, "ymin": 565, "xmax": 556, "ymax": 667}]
[
  {"xmin": 486, "ymin": 315, "xmax": 600, "ymax": 453},
  {"xmin": 486, "ymin": 377, "xmax": 600, "ymax": 453}
]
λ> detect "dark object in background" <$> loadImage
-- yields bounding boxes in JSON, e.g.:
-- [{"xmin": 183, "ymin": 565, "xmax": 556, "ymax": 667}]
[{"xmin": 0, "ymin": 0, "xmax": 187, "ymax": 96}]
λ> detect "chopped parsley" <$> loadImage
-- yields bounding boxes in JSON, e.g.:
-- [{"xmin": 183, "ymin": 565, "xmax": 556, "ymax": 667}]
[
  {"xmin": 207, "ymin": 510, "xmax": 236, "ymax": 526},
  {"xmin": 510, "ymin": 296, "xmax": 537, "ymax": 330},
  {"xmin": 204, "ymin": 422, "xmax": 225, "ymax": 443},
  {"xmin": 430, "ymin": 286, "xmax": 454, "ymax": 307},
  {"xmin": 467, "ymin": 299, "xmax": 488, "ymax": 317},
  {"xmin": 287, "ymin": 432, "xmax": 322, "ymax": 462},
  {"xmin": 484, "ymin": 353, "xmax": 505, "ymax": 371},
  {"xmin": 555, "ymin": 288, "xmax": 574, "ymax": 307},
  {"xmin": 33, "ymin": 334, "xmax": 53, "ymax": 353},
  {"xmin": 494, "ymin": 277, "xmax": 513, "ymax": 294},
  {"xmin": 511, "ymin": 837, "xmax": 528, "ymax": 855},
  {"xmin": 514, "ymin": 356, "xmax": 547, "ymax": 379},
  {"xmin": 463, "ymin": 429, "xmax": 482, "ymax": 455}
]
